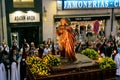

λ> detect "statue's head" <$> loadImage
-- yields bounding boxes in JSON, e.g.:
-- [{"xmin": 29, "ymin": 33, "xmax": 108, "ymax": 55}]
[
  {"xmin": 60, "ymin": 18, "xmax": 70, "ymax": 26},
  {"xmin": 56, "ymin": 27, "xmax": 65, "ymax": 36}
]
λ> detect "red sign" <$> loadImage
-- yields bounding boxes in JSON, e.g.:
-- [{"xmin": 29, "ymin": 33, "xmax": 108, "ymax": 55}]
[{"xmin": 93, "ymin": 20, "xmax": 99, "ymax": 34}]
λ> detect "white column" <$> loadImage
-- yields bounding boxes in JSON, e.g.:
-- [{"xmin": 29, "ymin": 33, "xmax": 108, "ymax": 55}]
[
  {"xmin": 111, "ymin": 8, "xmax": 117, "ymax": 35},
  {"xmin": 112, "ymin": 20, "xmax": 117, "ymax": 35},
  {"xmin": 106, "ymin": 19, "xmax": 111, "ymax": 39},
  {"xmin": 0, "ymin": 2, "xmax": 2, "ymax": 43},
  {"xmin": 2, "ymin": 0, "xmax": 7, "ymax": 43},
  {"xmin": 42, "ymin": 0, "xmax": 57, "ymax": 41}
]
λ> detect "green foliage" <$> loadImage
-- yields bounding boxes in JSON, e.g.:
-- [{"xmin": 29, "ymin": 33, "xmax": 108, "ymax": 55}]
[
  {"xmin": 81, "ymin": 48, "xmax": 99, "ymax": 60},
  {"xmin": 98, "ymin": 57, "xmax": 116, "ymax": 70}
]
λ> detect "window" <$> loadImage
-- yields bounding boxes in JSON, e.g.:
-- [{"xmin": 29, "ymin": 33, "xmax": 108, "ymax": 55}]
[{"xmin": 13, "ymin": 0, "xmax": 34, "ymax": 8}]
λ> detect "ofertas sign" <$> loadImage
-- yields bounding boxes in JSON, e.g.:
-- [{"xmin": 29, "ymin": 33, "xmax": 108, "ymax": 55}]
[
  {"xmin": 9, "ymin": 11, "xmax": 40, "ymax": 23},
  {"xmin": 63, "ymin": 0, "xmax": 120, "ymax": 9}
]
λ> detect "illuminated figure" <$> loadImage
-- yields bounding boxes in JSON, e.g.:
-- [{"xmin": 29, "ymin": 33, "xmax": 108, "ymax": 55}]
[{"xmin": 56, "ymin": 18, "xmax": 76, "ymax": 62}]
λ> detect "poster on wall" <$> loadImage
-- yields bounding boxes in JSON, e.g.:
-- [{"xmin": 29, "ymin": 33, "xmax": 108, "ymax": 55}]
[{"xmin": 93, "ymin": 20, "xmax": 99, "ymax": 34}]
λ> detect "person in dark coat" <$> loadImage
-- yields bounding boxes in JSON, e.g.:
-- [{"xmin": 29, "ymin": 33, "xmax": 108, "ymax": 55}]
[
  {"xmin": 105, "ymin": 42, "xmax": 112, "ymax": 57},
  {"xmin": 0, "ymin": 47, "xmax": 3, "ymax": 63},
  {"xmin": 99, "ymin": 28, "xmax": 105, "ymax": 37},
  {"xmin": 99, "ymin": 39, "xmax": 106, "ymax": 56},
  {"xmin": 38, "ymin": 44, "xmax": 44, "ymax": 58}
]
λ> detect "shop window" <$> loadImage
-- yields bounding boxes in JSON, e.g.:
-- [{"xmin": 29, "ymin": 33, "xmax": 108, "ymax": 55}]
[
  {"xmin": 55, "ymin": 19, "xmax": 106, "ymax": 41},
  {"xmin": 13, "ymin": 0, "xmax": 34, "ymax": 8}
]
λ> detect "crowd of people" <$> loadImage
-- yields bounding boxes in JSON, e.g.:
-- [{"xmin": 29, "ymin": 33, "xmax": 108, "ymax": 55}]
[
  {"xmin": 0, "ymin": 30, "xmax": 120, "ymax": 80},
  {"xmin": 0, "ymin": 38, "xmax": 61, "ymax": 80},
  {"xmin": 74, "ymin": 27, "xmax": 120, "ymax": 80}
]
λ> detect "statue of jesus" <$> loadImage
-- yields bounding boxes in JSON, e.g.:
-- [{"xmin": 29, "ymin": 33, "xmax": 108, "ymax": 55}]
[{"xmin": 56, "ymin": 18, "xmax": 76, "ymax": 62}]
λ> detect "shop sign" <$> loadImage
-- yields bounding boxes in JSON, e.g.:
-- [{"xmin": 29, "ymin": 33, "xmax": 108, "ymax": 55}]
[
  {"xmin": 61, "ymin": 0, "xmax": 120, "ymax": 9},
  {"xmin": 9, "ymin": 11, "xmax": 40, "ymax": 23},
  {"xmin": 54, "ymin": 16, "xmax": 109, "ymax": 22},
  {"xmin": 75, "ymin": 17, "xmax": 91, "ymax": 21}
]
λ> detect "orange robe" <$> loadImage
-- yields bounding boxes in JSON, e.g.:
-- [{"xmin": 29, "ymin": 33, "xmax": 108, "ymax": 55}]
[{"xmin": 56, "ymin": 26, "xmax": 76, "ymax": 61}]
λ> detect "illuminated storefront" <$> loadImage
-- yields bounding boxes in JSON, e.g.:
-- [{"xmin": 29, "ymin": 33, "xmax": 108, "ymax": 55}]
[
  {"xmin": 53, "ymin": 0, "xmax": 112, "ymax": 40},
  {"xmin": 54, "ymin": 15, "xmax": 109, "ymax": 38}
]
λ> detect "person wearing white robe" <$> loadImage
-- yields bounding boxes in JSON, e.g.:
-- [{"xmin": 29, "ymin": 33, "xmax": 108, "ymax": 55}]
[
  {"xmin": 17, "ymin": 56, "xmax": 22, "ymax": 80},
  {"xmin": 11, "ymin": 62, "xmax": 19, "ymax": 80},
  {"xmin": 0, "ymin": 63, "xmax": 6, "ymax": 80}
]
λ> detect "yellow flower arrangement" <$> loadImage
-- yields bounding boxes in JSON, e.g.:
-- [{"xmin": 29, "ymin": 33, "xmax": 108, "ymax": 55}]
[
  {"xmin": 43, "ymin": 54, "xmax": 61, "ymax": 67},
  {"xmin": 97, "ymin": 57, "xmax": 116, "ymax": 70},
  {"xmin": 26, "ymin": 56, "xmax": 50, "ymax": 76},
  {"xmin": 30, "ymin": 63, "xmax": 50, "ymax": 76},
  {"xmin": 26, "ymin": 56, "xmax": 42, "ymax": 66},
  {"xmin": 26, "ymin": 55, "xmax": 61, "ymax": 76}
]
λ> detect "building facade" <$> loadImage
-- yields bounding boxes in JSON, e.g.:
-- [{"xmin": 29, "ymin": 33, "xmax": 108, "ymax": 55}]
[
  {"xmin": 2, "ymin": 0, "xmax": 43, "ymax": 48},
  {"xmin": 1, "ymin": 0, "xmax": 120, "ymax": 47},
  {"xmin": 42, "ymin": 0, "xmax": 120, "ymax": 42}
]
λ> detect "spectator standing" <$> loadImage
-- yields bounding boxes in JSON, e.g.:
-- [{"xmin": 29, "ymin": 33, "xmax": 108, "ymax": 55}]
[
  {"xmin": 47, "ymin": 38, "xmax": 52, "ymax": 48},
  {"xmin": 0, "ymin": 41, "xmax": 9, "ymax": 53},
  {"xmin": 10, "ymin": 49, "xmax": 19, "ymax": 80},
  {"xmin": 0, "ymin": 63, "xmax": 6, "ymax": 80},
  {"xmin": 1, "ymin": 50, "xmax": 10, "ymax": 80},
  {"xmin": 86, "ymin": 24, "xmax": 93, "ymax": 40},
  {"xmin": 75, "ymin": 25, "xmax": 79, "ymax": 40},
  {"xmin": 10, "ymin": 49, "xmax": 19, "ymax": 62},
  {"xmin": 43, "ymin": 44, "xmax": 51, "ymax": 56},
  {"xmin": 29, "ymin": 42, "xmax": 36, "ymax": 56},
  {"xmin": 51, "ymin": 42, "xmax": 55, "ymax": 55},
  {"xmin": 20, "ymin": 39, "xmax": 29, "ymax": 80},
  {"xmin": 116, "ymin": 32, "xmax": 120, "ymax": 44},
  {"xmin": 54, "ymin": 42, "xmax": 60, "ymax": 55},
  {"xmin": 105, "ymin": 41, "xmax": 112, "ymax": 57},
  {"xmin": 114, "ymin": 44, "xmax": 120, "ymax": 80},
  {"xmin": 99, "ymin": 28, "xmax": 105, "ymax": 37},
  {"xmin": 38, "ymin": 44, "xmax": 44, "ymax": 58},
  {"xmin": 0, "ymin": 47, "xmax": 3, "ymax": 62}
]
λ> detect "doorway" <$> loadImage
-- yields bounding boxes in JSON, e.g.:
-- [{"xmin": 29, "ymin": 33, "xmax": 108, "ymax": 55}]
[{"xmin": 11, "ymin": 26, "xmax": 39, "ymax": 48}]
